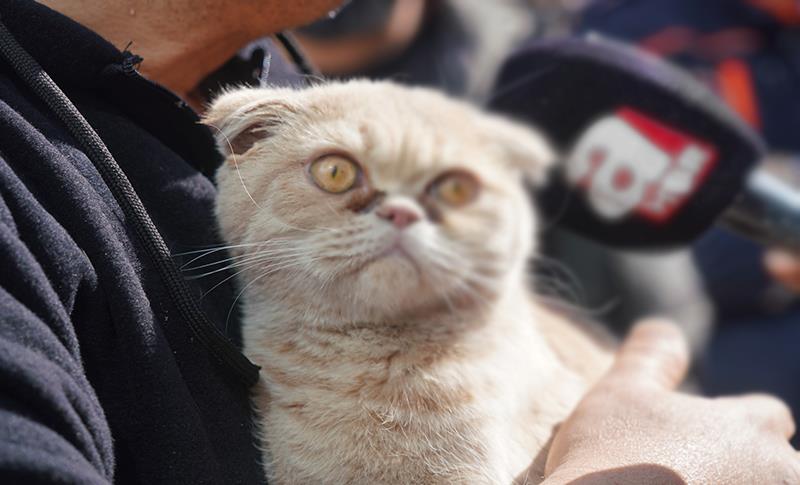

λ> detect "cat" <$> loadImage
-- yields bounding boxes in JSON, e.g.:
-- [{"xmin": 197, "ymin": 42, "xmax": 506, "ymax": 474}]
[{"xmin": 203, "ymin": 80, "xmax": 611, "ymax": 484}]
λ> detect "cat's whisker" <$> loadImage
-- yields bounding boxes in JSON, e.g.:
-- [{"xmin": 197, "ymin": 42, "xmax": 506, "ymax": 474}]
[
  {"xmin": 175, "ymin": 238, "xmax": 302, "ymax": 268},
  {"xmin": 427, "ymin": 274, "xmax": 461, "ymax": 318},
  {"xmin": 199, "ymin": 253, "xmax": 319, "ymax": 298},
  {"xmin": 323, "ymin": 200, "xmax": 341, "ymax": 219},
  {"xmin": 205, "ymin": 122, "xmax": 262, "ymax": 209},
  {"xmin": 424, "ymin": 248, "xmax": 497, "ymax": 308},
  {"xmin": 181, "ymin": 250, "xmax": 288, "ymax": 272},
  {"xmin": 199, "ymin": 262, "xmax": 265, "ymax": 299},
  {"xmin": 184, "ymin": 254, "xmax": 277, "ymax": 280},
  {"xmin": 530, "ymin": 255, "xmax": 588, "ymax": 304},
  {"xmin": 172, "ymin": 241, "xmax": 273, "ymax": 258},
  {"xmin": 271, "ymin": 217, "xmax": 345, "ymax": 235},
  {"xmin": 223, "ymin": 256, "xmax": 326, "ymax": 332},
  {"xmin": 530, "ymin": 258, "xmax": 588, "ymax": 306},
  {"xmin": 451, "ymin": 279, "xmax": 494, "ymax": 311},
  {"xmin": 417, "ymin": 247, "xmax": 495, "ymax": 316},
  {"xmin": 534, "ymin": 275, "xmax": 582, "ymax": 306},
  {"xmin": 425, "ymin": 243, "xmax": 470, "ymax": 276},
  {"xmin": 532, "ymin": 276, "xmax": 618, "ymax": 320}
]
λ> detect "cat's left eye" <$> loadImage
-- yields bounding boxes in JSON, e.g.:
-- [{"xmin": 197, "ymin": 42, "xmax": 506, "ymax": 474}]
[
  {"xmin": 309, "ymin": 155, "xmax": 360, "ymax": 193},
  {"xmin": 431, "ymin": 170, "xmax": 481, "ymax": 207}
]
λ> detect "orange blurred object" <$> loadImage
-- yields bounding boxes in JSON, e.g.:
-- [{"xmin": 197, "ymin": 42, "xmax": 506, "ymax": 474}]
[
  {"xmin": 747, "ymin": 0, "xmax": 800, "ymax": 24},
  {"xmin": 716, "ymin": 58, "xmax": 761, "ymax": 128}
]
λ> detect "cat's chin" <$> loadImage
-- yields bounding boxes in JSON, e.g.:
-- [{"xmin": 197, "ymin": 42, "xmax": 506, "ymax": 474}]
[
  {"xmin": 344, "ymin": 253, "xmax": 437, "ymax": 316},
  {"xmin": 357, "ymin": 254, "xmax": 420, "ymax": 292},
  {"xmin": 366, "ymin": 248, "xmax": 420, "ymax": 275}
]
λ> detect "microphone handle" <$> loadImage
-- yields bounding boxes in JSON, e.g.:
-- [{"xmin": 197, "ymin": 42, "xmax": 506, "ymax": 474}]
[{"xmin": 721, "ymin": 169, "xmax": 800, "ymax": 252}]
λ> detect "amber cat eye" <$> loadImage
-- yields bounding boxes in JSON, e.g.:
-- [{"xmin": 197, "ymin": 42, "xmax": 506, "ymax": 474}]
[
  {"xmin": 432, "ymin": 170, "xmax": 480, "ymax": 207},
  {"xmin": 310, "ymin": 155, "xmax": 360, "ymax": 193}
]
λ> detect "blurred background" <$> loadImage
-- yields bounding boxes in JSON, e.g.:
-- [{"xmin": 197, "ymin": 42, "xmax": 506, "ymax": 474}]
[{"xmin": 198, "ymin": 0, "xmax": 800, "ymax": 443}]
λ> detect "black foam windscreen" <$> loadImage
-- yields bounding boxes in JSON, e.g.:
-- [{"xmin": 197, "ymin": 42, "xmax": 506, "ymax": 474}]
[{"xmin": 489, "ymin": 36, "xmax": 765, "ymax": 248}]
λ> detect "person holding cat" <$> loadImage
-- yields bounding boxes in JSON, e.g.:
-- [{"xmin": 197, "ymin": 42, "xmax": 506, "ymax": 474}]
[{"xmin": 0, "ymin": 0, "xmax": 796, "ymax": 484}]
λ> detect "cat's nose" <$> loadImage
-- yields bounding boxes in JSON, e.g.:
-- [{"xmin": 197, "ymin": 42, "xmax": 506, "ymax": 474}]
[{"xmin": 376, "ymin": 204, "xmax": 421, "ymax": 229}]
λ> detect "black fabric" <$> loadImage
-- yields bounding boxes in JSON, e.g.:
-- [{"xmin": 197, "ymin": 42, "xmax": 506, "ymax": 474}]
[
  {"xmin": 0, "ymin": 14, "xmax": 259, "ymax": 389},
  {"xmin": 0, "ymin": 1, "xmax": 274, "ymax": 483},
  {"xmin": 490, "ymin": 36, "xmax": 764, "ymax": 249}
]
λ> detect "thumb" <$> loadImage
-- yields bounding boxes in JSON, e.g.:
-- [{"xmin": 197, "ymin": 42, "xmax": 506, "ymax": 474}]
[{"xmin": 605, "ymin": 319, "xmax": 690, "ymax": 391}]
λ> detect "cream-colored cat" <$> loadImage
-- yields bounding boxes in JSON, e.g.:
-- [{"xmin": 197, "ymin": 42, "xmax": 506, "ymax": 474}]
[{"xmin": 204, "ymin": 80, "xmax": 611, "ymax": 485}]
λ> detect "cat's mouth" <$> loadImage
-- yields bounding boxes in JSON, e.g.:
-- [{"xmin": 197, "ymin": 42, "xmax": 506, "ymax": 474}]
[
  {"xmin": 362, "ymin": 237, "xmax": 422, "ymax": 274},
  {"xmin": 376, "ymin": 240, "xmax": 413, "ymax": 261}
]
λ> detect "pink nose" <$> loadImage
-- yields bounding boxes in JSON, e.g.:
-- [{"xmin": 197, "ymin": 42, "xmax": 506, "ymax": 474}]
[{"xmin": 376, "ymin": 205, "xmax": 421, "ymax": 229}]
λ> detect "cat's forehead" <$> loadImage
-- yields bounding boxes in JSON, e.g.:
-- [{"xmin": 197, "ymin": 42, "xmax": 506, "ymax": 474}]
[
  {"xmin": 307, "ymin": 82, "xmax": 479, "ymax": 133},
  {"xmin": 298, "ymin": 82, "xmax": 507, "ymax": 187}
]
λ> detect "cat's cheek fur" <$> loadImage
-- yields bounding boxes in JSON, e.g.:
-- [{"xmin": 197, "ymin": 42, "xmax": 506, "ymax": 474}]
[{"xmin": 214, "ymin": 166, "xmax": 258, "ymax": 243}]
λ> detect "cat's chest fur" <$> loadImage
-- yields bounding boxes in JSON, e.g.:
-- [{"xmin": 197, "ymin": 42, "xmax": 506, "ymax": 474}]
[{"xmin": 243, "ymin": 295, "xmax": 605, "ymax": 485}]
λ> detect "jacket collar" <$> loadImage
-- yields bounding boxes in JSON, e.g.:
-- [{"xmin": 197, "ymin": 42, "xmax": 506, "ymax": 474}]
[{"xmin": 0, "ymin": 0, "xmax": 223, "ymax": 176}]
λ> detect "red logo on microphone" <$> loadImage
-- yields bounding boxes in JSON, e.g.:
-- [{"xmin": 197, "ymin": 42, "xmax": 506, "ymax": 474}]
[{"xmin": 566, "ymin": 107, "xmax": 717, "ymax": 223}]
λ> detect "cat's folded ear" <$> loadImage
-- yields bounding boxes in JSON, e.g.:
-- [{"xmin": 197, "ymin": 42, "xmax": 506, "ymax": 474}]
[
  {"xmin": 201, "ymin": 87, "xmax": 300, "ymax": 158},
  {"xmin": 483, "ymin": 115, "xmax": 556, "ymax": 186}
]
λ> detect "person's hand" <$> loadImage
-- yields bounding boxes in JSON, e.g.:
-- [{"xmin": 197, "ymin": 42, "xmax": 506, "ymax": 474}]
[
  {"xmin": 541, "ymin": 320, "xmax": 799, "ymax": 485},
  {"xmin": 765, "ymin": 249, "xmax": 800, "ymax": 293}
]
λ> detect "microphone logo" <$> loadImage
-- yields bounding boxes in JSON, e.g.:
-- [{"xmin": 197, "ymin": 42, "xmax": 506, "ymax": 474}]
[{"xmin": 566, "ymin": 107, "xmax": 717, "ymax": 223}]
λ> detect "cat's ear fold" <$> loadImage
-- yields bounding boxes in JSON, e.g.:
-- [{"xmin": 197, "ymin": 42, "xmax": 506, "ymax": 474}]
[
  {"xmin": 483, "ymin": 116, "xmax": 556, "ymax": 186},
  {"xmin": 202, "ymin": 87, "xmax": 299, "ymax": 158}
]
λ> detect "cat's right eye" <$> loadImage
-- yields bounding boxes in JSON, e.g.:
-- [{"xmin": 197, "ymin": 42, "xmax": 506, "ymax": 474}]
[{"xmin": 309, "ymin": 155, "xmax": 360, "ymax": 193}]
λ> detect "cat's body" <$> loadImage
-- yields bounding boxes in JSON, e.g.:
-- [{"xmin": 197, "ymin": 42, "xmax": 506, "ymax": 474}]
[
  {"xmin": 205, "ymin": 80, "xmax": 611, "ymax": 484},
  {"xmin": 244, "ymin": 283, "xmax": 603, "ymax": 484}
]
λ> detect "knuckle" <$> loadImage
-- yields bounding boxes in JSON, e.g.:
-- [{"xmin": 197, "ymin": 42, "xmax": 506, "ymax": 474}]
[
  {"xmin": 596, "ymin": 376, "xmax": 650, "ymax": 399},
  {"xmin": 630, "ymin": 319, "xmax": 684, "ymax": 343},
  {"xmin": 759, "ymin": 394, "xmax": 792, "ymax": 419},
  {"xmin": 741, "ymin": 394, "xmax": 795, "ymax": 434},
  {"xmin": 616, "ymin": 321, "xmax": 689, "ymax": 389},
  {"xmin": 634, "ymin": 322, "xmax": 688, "ymax": 360}
]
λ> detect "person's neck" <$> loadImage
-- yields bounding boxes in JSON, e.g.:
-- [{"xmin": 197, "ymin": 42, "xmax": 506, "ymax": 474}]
[{"xmin": 39, "ymin": 1, "xmax": 255, "ymax": 100}]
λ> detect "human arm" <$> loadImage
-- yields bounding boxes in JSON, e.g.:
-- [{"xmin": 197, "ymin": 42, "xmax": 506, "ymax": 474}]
[{"xmin": 0, "ymin": 187, "xmax": 113, "ymax": 484}]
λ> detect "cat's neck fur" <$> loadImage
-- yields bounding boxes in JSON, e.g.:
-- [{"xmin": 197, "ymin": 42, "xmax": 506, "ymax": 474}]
[{"xmin": 245, "ymin": 267, "xmax": 537, "ymax": 358}]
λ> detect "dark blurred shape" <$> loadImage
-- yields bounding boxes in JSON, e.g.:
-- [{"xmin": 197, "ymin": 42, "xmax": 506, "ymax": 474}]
[
  {"xmin": 722, "ymin": 162, "xmax": 800, "ymax": 251},
  {"xmin": 192, "ymin": 37, "xmax": 307, "ymax": 105},
  {"xmin": 294, "ymin": 0, "xmax": 535, "ymax": 100},
  {"xmin": 577, "ymin": 0, "xmax": 800, "ymax": 442},
  {"xmin": 355, "ymin": 1, "xmax": 471, "ymax": 96},
  {"xmin": 292, "ymin": 0, "xmax": 429, "ymax": 78},
  {"xmin": 299, "ymin": 0, "xmax": 397, "ymax": 39}
]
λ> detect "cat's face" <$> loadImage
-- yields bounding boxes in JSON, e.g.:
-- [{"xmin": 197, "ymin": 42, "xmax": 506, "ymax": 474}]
[{"xmin": 205, "ymin": 81, "xmax": 552, "ymax": 326}]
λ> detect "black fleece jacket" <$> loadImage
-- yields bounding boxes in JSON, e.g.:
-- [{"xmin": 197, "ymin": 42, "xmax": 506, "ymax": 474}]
[{"xmin": 0, "ymin": 1, "xmax": 290, "ymax": 483}]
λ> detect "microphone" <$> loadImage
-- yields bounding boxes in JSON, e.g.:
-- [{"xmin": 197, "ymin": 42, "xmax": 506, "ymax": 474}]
[
  {"xmin": 490, "ymin": 35, "xmax": 800, "ymax": 250},
  {"xmin": 723, "ymin": 168, "xmax": 800, "ymax": 250}
]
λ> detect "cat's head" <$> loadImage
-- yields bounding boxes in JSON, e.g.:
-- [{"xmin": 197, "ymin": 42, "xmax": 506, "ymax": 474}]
[{"xmin": 204, "ymin": 80, "xmax": 552, "ymax": 326}]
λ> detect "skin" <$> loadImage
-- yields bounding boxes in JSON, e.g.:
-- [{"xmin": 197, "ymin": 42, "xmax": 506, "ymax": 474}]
[
  {"xmin": 542, "ymin": 321, "xmax": 800, "ymax": 484},
  {"xmin": 39, "ymin": 0, "xmax": 343, "ymax": 98},
  {"xmin": 765, "ymin": 249, "xmax": 800, "ymax": 293},
  {"xmin": 36, "ymin": 2, "xmax": 799, "ymax": 482}
]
